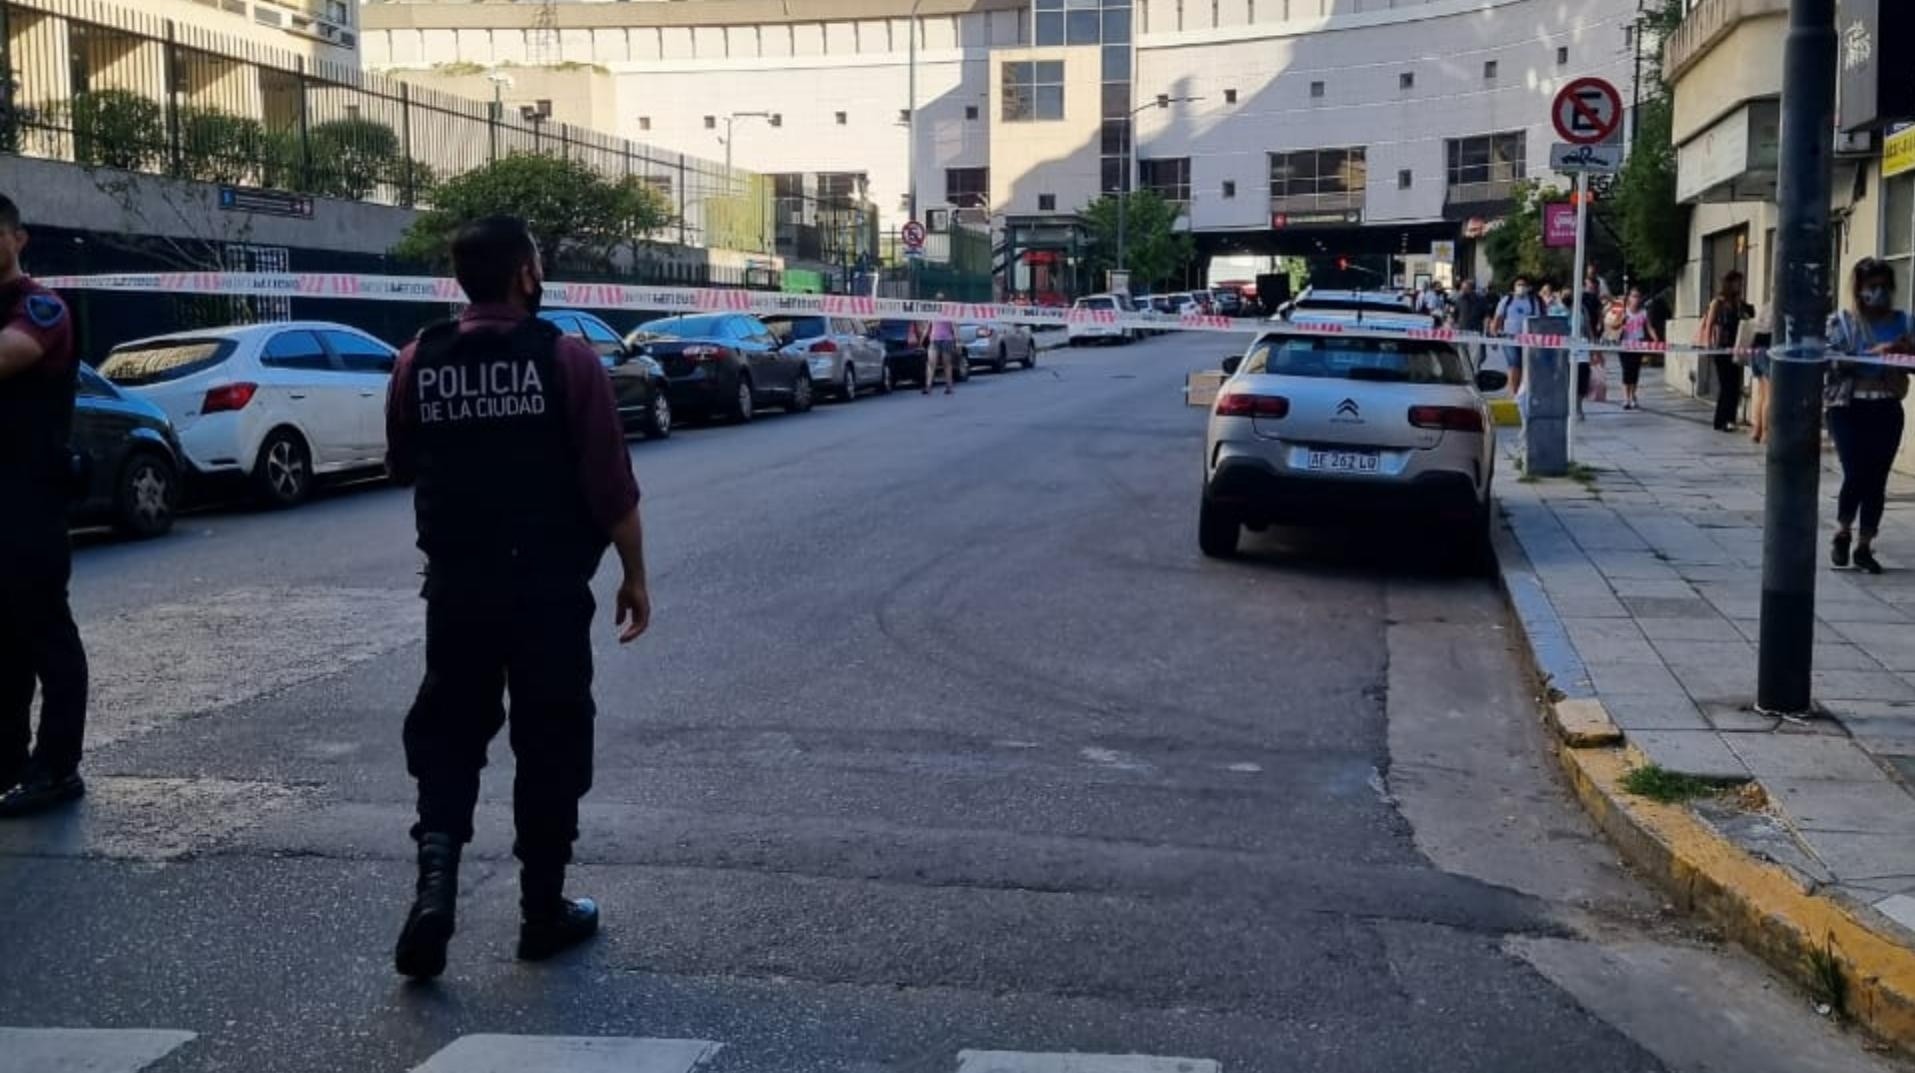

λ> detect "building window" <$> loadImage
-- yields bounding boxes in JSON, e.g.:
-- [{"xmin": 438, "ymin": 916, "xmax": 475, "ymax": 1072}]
[
  {"xmin": 1623, "ymin": 24, "xmax": 1636, "ymax": 49},
  {"xmin": 945, "ymin": 167, "xmax": 989, "ymax": 210},
  {"xmin": 1222, "ymin": 180, "xmax": 1236, "ymax": 199},
  {"xmin": 1444, "ymin": 131, "xmax": 1527, "ymax": 201},
  {"xmin": 1002, "ymin": 60, "xmax": 1065, "ymax": 122},
  {"xmin": 1139, "ymin": 157, "xmax": 1191, "ymax": 203},
  {"xmin": 703, "ymin": 115, "xmax": 716, "ymax": 129},
  {"xmin": 899, "ymin": 108, "xmax": 912, "ymax": 124},
  {"xmin": 835, "ymin": 111, "xmax": 847, "ymax": 125},
  {"xmin": 1224, "ymin": 88, "xmax": 1238, "ymax": 104},
  {"xmin": 1556, "ymin": 46, "xmax": 1570, "ymax": 65},
  {"xmin": 1398, "ymin": 169, "xmax": 1413, "ymax": 190},
  {"xmin": 1483, "ymin": 60, "xmax": 1498, "ymax": 80},
  {"xmin": 965, "ymin": 104, "xmax": 979, "ymax": 120},
  {"xmin": 1399, "ymin": 71, "xmax": 1414, "ymax": 90},
  {"xmin": 1309, "ymin": 80, "xmax": 1325, "ymax": 99},
  {"xmin": 1885, "ymin": 172, "xmax": 1915, "ymax": 304},
  {"xmin": 818, "ymin": 171, "xmax": 868, "ymax": 206},
  {"xmin": 1038, "ymin": 193, "xmax": 1056, "ymax": 211},
  {"xmin": 1268, "ymin": 147, "xmax": 1368, "ymax": 212},
  {"xmin": 638, "ymin": 116, "xmax": 651, "ymax": 131}
]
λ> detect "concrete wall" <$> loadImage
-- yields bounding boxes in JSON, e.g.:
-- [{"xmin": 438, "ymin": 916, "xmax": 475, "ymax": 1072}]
[
  {"xmin": 987, "ymin": 45, "xmax": 1101, "ymax": 218},
  {"xmin": 0, "ymin": 153, "xmax": 420, "ymax": 258},
  {"xmin": 389, "ymin": 66, "xmax": 622, "ymax": 135},
  {"xmin": 1667, "ymin": 12, "xmax": 1785, "ymax": 146}
]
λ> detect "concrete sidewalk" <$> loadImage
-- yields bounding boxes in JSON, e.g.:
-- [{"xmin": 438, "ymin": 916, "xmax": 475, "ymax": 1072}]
[{"xmin": 1496, "ymin": 378, "xmax": 1915, "ymax": 939}]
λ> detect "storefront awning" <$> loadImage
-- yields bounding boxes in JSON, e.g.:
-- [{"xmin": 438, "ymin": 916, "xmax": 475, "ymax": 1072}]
[{"xmin": 1676, "ymin": 100, "xmax": 1780, "ymax": 204}]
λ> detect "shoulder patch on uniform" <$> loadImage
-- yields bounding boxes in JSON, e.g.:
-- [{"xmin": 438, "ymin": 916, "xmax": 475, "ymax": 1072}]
[{"xmin": 25, "ymin": 292, "xmax": 65, "ymax": 329}]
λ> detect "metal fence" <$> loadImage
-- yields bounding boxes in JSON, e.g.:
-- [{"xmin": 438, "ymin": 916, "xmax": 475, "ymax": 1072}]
[{"xmin": 0, "ymin": 0, "xmax": 767, "ymax": 251}]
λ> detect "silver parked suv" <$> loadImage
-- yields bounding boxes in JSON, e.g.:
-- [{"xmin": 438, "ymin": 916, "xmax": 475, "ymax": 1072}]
[{"xmin": 1199, "ymin": 329, "xmax": 1506, "ymax": 562}]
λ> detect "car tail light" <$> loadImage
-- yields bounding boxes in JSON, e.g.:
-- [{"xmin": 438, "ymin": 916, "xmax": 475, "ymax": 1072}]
[
  {"xmin": 682, "ymin": 345, "xmax": 724, "ymax": 362},
  {"xmin": 201, "ymin": 381, "xmax": 258, "ymax": 414},
  {"xmin": 810, "ymin": 339, "xmax": 839, "ymax": 353},
  {"xmin": 1216, "ymin": 392, "xmax": 1289, "ymax": 418},
  {"xmin": 1408, "ymin": 405, "xmax": 1485, "ymax": 432}
]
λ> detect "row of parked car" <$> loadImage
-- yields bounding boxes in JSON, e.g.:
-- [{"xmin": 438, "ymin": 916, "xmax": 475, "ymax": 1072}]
[
  {"xmin": 71, "ymin": 308, "xmax": 1046, "ymax": 538},
  {"xmin": 1064, "ymin": 287, "xmax": 1254, "ymax": 347}
]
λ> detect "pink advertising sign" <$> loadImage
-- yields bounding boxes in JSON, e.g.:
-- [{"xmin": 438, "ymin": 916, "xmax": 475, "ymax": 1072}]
[{"xmin": 1543, "ymin": 202, "xmax": 1578, "ymax": 249}]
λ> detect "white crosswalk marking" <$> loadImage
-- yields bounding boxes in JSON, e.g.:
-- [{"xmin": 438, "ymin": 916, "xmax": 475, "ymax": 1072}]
[
  {"xmin": 409, "ymin": 1035, "xmax": 723, "ymax": 1073},
  {"xmin": 0, "ymin": 1027, "xmax": 196, "ymax": 1073},
  {"xmin": 956, "ymin": 1053, "xmax": 1222, "ymax": 1073}
]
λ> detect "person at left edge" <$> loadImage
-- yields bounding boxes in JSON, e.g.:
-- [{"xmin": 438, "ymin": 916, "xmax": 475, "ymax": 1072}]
[
  {"xmin": 0, "ymin": 192, "xmax": 89, "ymax": 820},
  {"xmin": 384, "ymin": 215, "xmax": 650, "ymax": 980}
]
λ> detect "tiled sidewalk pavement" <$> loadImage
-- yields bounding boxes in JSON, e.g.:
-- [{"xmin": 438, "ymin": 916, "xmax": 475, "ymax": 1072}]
[{"xmin": 1497, "ymin": 380, "xmax": 1915, "ymax": 932}]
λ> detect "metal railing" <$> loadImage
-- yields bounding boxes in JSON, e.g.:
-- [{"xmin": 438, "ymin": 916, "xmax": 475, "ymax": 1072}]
[{"xmin": 0, "ymin": 0, "xmax": 767, "ymax": 250}]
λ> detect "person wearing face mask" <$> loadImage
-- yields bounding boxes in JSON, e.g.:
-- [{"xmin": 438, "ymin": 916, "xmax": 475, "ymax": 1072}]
[
  {"xmin": 383, "ymin": 215, "xmax": 651, "ymax": 978},
  {"xmin": 1492, "ymin": 275, "xmax": 1540, "ymax": 397},
  {"xmin": 1701, "ymin": 271, "xmax": 1755, "ymax": 431},
  {"xmin": 1825, "ymin": 259, "xmax": 1914, "ymax": 575}
]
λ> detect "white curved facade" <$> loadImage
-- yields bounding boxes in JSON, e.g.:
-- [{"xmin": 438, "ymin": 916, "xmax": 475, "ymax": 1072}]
[{"xmin": 363, "ymin": 0, "xmax": 1639, "ymax": 262}]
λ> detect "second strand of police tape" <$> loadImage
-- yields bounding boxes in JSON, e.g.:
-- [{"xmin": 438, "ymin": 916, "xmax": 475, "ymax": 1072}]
[{"xmin": 41, "ymin": 271, "xmax": 1915, "ymax": 371}]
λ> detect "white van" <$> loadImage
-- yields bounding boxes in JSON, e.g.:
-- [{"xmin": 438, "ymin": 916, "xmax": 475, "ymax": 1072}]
[{"xmin": 1067, "ymin": 294, "xmax": 1133, "ymax": 346}]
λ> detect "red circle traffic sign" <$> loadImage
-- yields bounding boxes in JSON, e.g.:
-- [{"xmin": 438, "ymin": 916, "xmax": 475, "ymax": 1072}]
[
  {"xmin": 901, "ymin": 220, "xmax": 926, "ymax": 247},
  {"xmin": 1552, "ymin": 77, "xmax": 1623, "ymax": 145}
]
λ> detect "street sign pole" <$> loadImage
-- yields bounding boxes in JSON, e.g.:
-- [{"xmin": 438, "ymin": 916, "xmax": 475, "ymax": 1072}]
[
  {"xmin": 1758, "ymin": 0, "xmax": 1838, "ymax": 716},
  {"xmin": 1567, "ymin": 170, "xmax": 1590, "ymax": 461}
]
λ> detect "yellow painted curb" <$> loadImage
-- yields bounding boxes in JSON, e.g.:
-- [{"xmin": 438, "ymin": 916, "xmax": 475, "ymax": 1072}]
[
  {"xmin": 1552, "ymin": 698, "xmax": 1623, "ymax": 748},
  {"xmin": 1558, "ymin": 740, "xmax": 1915, "ymax": 1053},
  {"xmin": 1490, "ymin": 398, "xmax": 1521, "ymax": 426}
]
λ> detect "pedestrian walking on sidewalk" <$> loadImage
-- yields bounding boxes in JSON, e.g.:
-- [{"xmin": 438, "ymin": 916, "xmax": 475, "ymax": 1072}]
[
  {"xmin": 1614, "ymin": 287, "xmax": 1659, "ymax": 412},
  {"xmin": 0, "ymin": 193, "xmax": 89, "ymax": 820},
  {"xmin": 1826, "ymin": 258, "xmax": 1914, "ymax": 575},
  {"xmin": 923, "ymin": 295, "xmax": 958, "ymax": 396},
  {"xmin": 384, "ymin": 215, "xmax": 652, "ymax": 979},
  {"xmin": 1700, "ymin": 271, "xmax": 1755, "ymax": 432},
  {"xmin": 1492, "ymin": 275, "xmax": 1541, "ymax": 397},
  {"xmin": 1748, "ymin": 308, "xmax": 1775, "ymax": 445}
]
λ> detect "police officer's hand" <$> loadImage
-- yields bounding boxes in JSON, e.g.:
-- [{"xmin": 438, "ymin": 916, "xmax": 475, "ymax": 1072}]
[{"xmin": 615, "ymin": 575, "xmax": 651, "ymax": 643}]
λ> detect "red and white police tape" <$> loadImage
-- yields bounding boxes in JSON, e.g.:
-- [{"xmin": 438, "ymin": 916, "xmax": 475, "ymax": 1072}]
[{"xmin": 39, "ymin": 271, "xmax": 1915, "ymax": 370}]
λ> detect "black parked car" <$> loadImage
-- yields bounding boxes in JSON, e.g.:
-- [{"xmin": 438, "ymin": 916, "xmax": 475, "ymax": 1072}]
[
  {"xmin": 873, "ymin": 320, "xmax": 970, "ymax": 387},
  {"xmin": 539, "ymin": 309, "xmax": 674, "ymax": 439},
  {"xmin": 627, "ymin": 313, "xmax": 813, "ymax": 423},
  {"xmin": 70, "ymin": 364, "xmax": 183, "ymax": 538}
]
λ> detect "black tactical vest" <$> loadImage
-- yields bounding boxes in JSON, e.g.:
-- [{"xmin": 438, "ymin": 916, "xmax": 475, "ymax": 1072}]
[
  {"xmin": 407, "ymin": 316, "xmax": 605, "ymax": 581},
  {"xmin": 0, "ymin": 292, "xmax": 77, "ymax": 560}
]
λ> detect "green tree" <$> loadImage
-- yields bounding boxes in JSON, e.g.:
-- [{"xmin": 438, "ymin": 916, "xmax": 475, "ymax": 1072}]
[
  {"xmin": 1484, "ymin": 180, "xmax": 1574, "ymax": 285},
  {"xmin": 608, "ymin": 174, "xmax": 677, "ymax": 264},
  {"xmin": 1601, "ymin": 0, "xmax": 1688, "ymax": 288},
  {"xmin": 1079, "ymin": 190, "xmax": 1195, "ymax": 291},
  {"xmin": 177, "ymin": 107, "xmax": 266, "ymax": 185},
  {"xmin": 69, "ymin": 89, "xmax": 166, "ymax": 172},
  {"xmin": 306, "ymin": 117, "xmax": 401, "ymax": 200},
  {"xmin": 395, "ymin": 152, "xmax": 624, "ymax": 267}
]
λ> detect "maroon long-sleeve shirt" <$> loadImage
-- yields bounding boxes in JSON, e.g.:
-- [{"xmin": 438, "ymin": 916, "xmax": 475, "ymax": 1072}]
[{"xmin": 385, "ymin": 304, "xmax": 639, "ymax": 532}]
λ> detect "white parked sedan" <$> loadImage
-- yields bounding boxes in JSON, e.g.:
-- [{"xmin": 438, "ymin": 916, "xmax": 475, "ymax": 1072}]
[{"xmin": 97, "ymin": 321, "xmax": 398, "ymax": 507}]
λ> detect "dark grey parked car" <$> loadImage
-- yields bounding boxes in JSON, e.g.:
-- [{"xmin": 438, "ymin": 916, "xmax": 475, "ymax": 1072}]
[
  {"xmin": 629, "ymin": 313, "xmax": 814, "ymax": 423},
  {"xmin": 70, "ymin": 364, "xmax": 183, "ymax": 537},
  {"xmin": 540, "ymin": 309, "xmax": 674, "ymax": 438}
]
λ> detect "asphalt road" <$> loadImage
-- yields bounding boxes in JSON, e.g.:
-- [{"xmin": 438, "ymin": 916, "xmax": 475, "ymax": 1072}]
[{"xmin": 0, "ymin": 331, "xmax": 1897, "ymax": 1073}]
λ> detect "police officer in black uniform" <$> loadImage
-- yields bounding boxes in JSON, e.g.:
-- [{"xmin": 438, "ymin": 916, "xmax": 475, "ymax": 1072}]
[
  {"xmin": 0, "ymin": 192, "xmax": 90, "ymax": 820},
  {"xmin": 386, "ymin": 215, "xmax": 650, "ymax": 979}
]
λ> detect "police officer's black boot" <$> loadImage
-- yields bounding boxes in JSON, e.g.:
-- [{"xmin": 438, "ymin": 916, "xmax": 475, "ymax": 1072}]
[
  {"xmin": 394, "ymin": 833, "xmax": 460, "ymax": 980},
  {"xmin": 516, "ymin": 865, "xmax": 599, "ymax": 962}
]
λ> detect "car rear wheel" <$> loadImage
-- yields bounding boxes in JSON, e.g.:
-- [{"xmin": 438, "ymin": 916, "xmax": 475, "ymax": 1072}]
[
  {"xmin": 1022, "ymin": 344, "xmax": 1037, "ymax": 370},
  {"xmin": 643, "ymin": 391, "xmax": 673, "ymax": 439},
  {"xmin": 995, "ymin": 344, "xmax": 1009, "ymax": 373},
  {"xmin": 956, "ymin": 354, "xmax": 971, "ymax": 383},
  {"xmin": 115, "ymin": 451, "xmax": 177, "ymax": 538},
  {"xmin": 840, "ymin": 367, "xmax": 858, "ymax": 402},
  {"xmin": 1198, "ymin": 498, "xmax": 1241, "ymax": 559},
  {"xmin": 879, "ymin": 364, "xmax": 895, "ymax": 394},
  {"xmin": 253, "ymin": 429, "xmax": 311, "ymax": 508},
  {"xmin": 787, "ymin": 374, "xmax": 814, "ymax": 413},
  {"xmin": 731, "ymin": 377, "xmax": 755, "ymax": 424}
]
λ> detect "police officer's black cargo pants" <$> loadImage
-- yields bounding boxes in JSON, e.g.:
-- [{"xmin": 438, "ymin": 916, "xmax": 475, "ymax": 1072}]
[
  {"xmin": 404, "ymin": 577, "xmax": 596, "ymax": 882},
  {"xmin": 0, "ymin": 544, "xmax": 89, "ymax": 783}
]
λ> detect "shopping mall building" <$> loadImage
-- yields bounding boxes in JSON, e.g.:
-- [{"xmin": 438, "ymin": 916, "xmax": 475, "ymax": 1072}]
[{"xmin": 360, "ymin": 0, "xmax": 1642, "ymax": 295}]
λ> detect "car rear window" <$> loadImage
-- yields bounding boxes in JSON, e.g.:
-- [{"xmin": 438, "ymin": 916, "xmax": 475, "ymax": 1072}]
[
  {"xmin": 1245, "ymin": 335, "xmax": 1469, "ymax": 385},
  {"xmin": 1292, "ymin": 298, "xmax": 1414, "ymax": 315},
  {"xmin": 1077, "ymin": 297, "xmax": 1116, "ymax": 311},
  {"xmin": 763, "ymin": 316, "xmax": 829, "ymax": 342},
  {"xmin": 99, "ymin": 338, "xmax": 236, "ymax": 386},
  {"xmin": 640, "ymin": 314, "xmax": 727, "ymax": 339}
]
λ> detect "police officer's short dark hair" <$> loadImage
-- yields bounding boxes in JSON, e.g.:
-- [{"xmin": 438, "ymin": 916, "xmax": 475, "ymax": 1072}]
[
  {"xmin": 0, "ymin": 194, "xmax": 22, "ymax": 232},
  {"xmin": 452, "ymin": 215, "xmax": 537, "ymax": 305}
]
